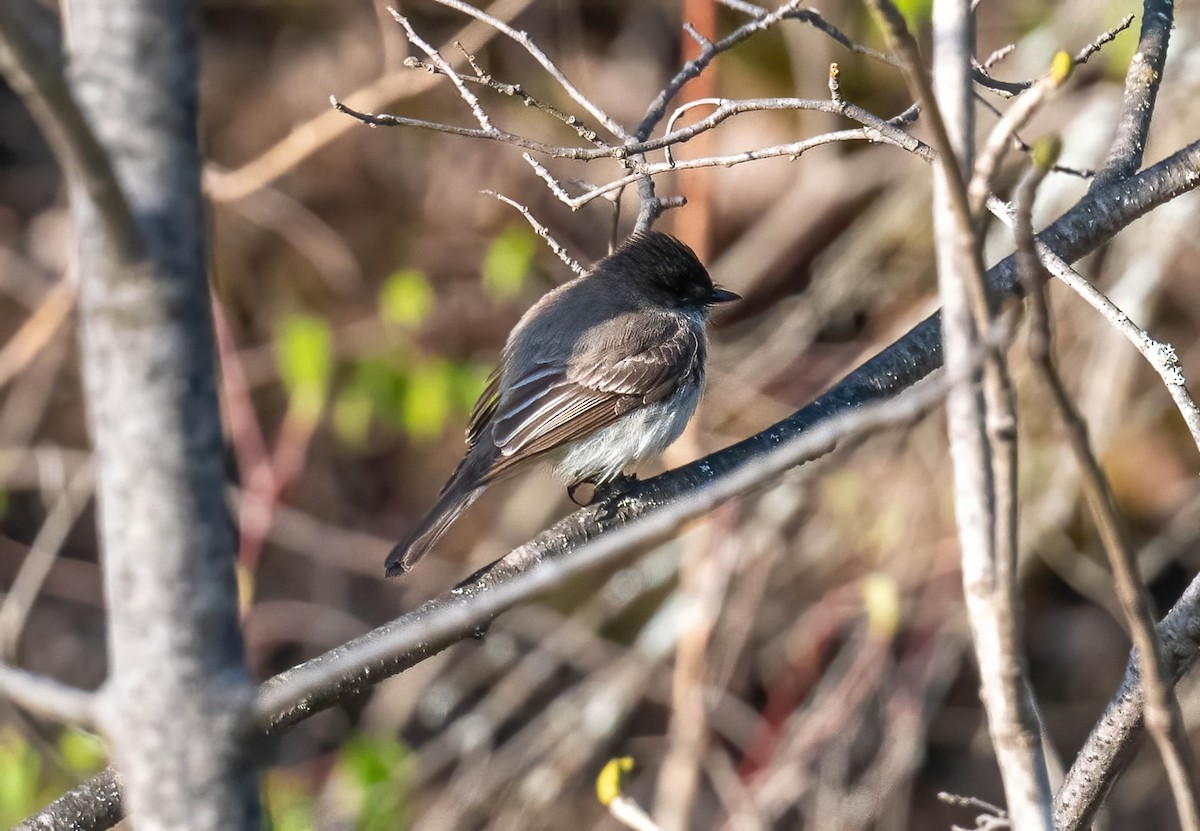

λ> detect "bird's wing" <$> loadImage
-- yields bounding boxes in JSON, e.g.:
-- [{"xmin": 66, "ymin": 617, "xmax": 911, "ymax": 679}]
[
  {"xmin": 466, "ymin": 366, "xmax": 502, "ymax": 448},
  {"xmin": 480, "ymin": 315, "xmax": 702, "ymax": 480}
]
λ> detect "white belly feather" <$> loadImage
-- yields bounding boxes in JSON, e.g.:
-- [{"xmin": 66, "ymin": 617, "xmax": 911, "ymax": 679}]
[{"xmin": 555, "ymin": 378, "xmax": 702, "ymax": 485}]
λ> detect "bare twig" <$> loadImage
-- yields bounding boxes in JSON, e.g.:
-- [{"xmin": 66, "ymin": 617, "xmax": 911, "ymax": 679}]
[
  {"xmin": 972, "ymin": 15, "xmax": 1134, "ymax": 98},
  {"xmin": 866, "ymin": 0, "xmax": 986, "ymax": 309},
  {"xmin": 0, "ymin": 663, "xmax": 96, "ymax": 728},
  {"xmin": 0, "ymin": 5, "xmax": 142, "ymax": 260},
  {"xmin": 1075, "ymin": 14, "xmax": 1136, "ymax": 65},
  {"xmin": 424, "ymin": 0, "xmax": 629, "ymax": 140},
  {"xmin": 980, "ymin": 44, "xmax": 1016, "ymax": 72},
  {"xmin": 939, "ymin": 792, "xmax": 1008, "ymax": 816},
  {"xmin": 404, "ymin": 50, "xmax": 602, "ymax": 145},
  {"xmin": 1015, "ymin": 155, "xmax": 1200, "ymax": 831},
  {"xmin": 482, "ymin": 191, "xmax": 586, "ymax": 276},
  {"xmin": 0, "ymin": 463, "xmax": 95, "ymax": 661},
  {"xmin": 974, "ymin": 95, "xmax": 1096, "ymax": 179},
  {"xmin": 389, "ymin": 9, "xmax": 493, "ymax": 131},
  {"xmin": 204, "ymin": 0, "xmax": 539, "ymax": 203},
  {"xmin": 984, "ymin": 196, "xmax": 1200, "ymax": 457},
  {"xmin": 968, "ymin": 52, "xmax": 1072, "ymax": 217}
]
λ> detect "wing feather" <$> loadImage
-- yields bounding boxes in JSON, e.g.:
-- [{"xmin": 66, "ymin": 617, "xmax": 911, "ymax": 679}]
[{"xmin": 483, "ymin": 315, "xmax": 701, "ymax": 478}]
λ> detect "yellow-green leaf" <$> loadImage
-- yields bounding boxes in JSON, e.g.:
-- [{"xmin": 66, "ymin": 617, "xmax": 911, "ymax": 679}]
[
  {"xmin": 403, "ymin": 361, "xmax": 453, "ymax": 440},
  {"xmin": 483, "ymin": 226, "xmax": 537, "ymax": 300},
  {"xmin": 333, "ymin": 385, "xmax": 375, "ymax": 448},
  {"xmin": 892, "ymin": 0, "xmax": 932, "ymax": 30},
  {"xmin": 58, "ymin": 730, "xmax": 105, "ymax": 775},
  {"xmin": 596, "ymin": 756, "xmax": 635, "ymax": 806},
  {"xmin": 862, "ymin": 573, "xmax": 901, "ymax": 641},
  {"xmin": 275, "ymin": 314, "xmax": 333, "ymax": 420},
  {"xmin": 380, "ymin": 268, "xmax": 434, "ymax": 327}
]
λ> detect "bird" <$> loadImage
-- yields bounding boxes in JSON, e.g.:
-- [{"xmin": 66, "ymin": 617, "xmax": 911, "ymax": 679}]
[{"xmin": 385, "ymin": 230, "xmax": 739, "ymax": 576}]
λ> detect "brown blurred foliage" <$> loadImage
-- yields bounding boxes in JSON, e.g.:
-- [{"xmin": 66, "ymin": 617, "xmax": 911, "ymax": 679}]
[{"xmin": 2, "ymin": 0, "xmax": 1200, "ymax": 828}]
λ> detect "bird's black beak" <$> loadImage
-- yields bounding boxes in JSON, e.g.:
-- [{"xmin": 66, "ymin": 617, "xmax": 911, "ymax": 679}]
[{"xmin": 708, "ymin": 286, "xmax": 740, "ymax": 304}]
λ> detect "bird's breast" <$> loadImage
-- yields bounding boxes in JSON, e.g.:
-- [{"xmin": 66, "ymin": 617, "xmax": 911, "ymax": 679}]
[{"xmin": 554, "ymin": 376, "xmax": 703, "ymax": 486}]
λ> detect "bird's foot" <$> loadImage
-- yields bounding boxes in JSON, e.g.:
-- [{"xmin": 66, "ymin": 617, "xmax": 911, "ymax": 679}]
[
  {"xmin": 596, "ymin": 472, "xmax": 638, "ymax": 501},
  {"xmin": 567, "ymin": 472, "xmax": 639, "ymax": 508},
  {"xmin": 567, "ymin": 480, "xmax": 597, "ymax": 507},
  {"xmin": 593, "ymin": 473, "xmax": 639, "ymax": 523}
]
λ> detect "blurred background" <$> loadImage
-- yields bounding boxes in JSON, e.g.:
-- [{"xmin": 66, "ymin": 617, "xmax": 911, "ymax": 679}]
[{"xmin": 2, "ymin": 0, "xmax": 1200, "ymax": 827}]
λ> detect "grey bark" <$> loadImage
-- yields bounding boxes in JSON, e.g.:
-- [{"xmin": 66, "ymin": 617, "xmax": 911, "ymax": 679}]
[{"xmin": 61, "ymin": 0, "xmax": 258, "ymax": 828}]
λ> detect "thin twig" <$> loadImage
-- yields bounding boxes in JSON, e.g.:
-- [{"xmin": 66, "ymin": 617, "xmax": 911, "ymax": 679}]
[
  {"xmin": 425, "ymin": 0, "xmax": 629, "ymax": 140},
  {"xmin": 482, "ymin": 191, "xmax": 586, "ymax": 276},
  {"xmin": 871, "ymin": 0, "xmax": 1053, "ymax": 826},
  {"xmin": 405, "ymin": 51, "xmax": 602, "ymax": 145},
  {"xmin": 939, "ymin": 792, "xmax": 1008, "ymax": 816},
  {"xmin": 389, "ymin": 8, "xmax": 493, "ymax": 131},
  {"xmin": 972, "ymin": 15, "xmax": 1135, "ymax": 99},
  {"xmin": 866, "ymin": 0, "xmax": 992, "ymax": 327},
  {"xmin": 985, "ymin": 195, "xmax": 1200, "ymax": 458},
  {"xmin": 204, "ymin": 0, "xmax": 539, "ymax": 203},
  {"xmin": 980, "ymin": 44, "xmax": 1016, "ymax": 72},
  {"xmin": 974, "ymin": 95, "xmax": 1095, "ymax": 179},
  {"xmin": 0, "ymin": 5, "xmax": 142, "ymax": 260},
  {"xmin": 0, "ymin": 663, "xmax": 96, "ymax": 729},
  {"xmin": 0, "ymin": 462, "xmax": 95, "ymax": 662},
  {"xmin": 1075, "ymin": 14, "xmax": 1136, "ymax": 65},
  {"xmin": 968, "ymin": 53, "xmax": 1072, "ymax": 217}
]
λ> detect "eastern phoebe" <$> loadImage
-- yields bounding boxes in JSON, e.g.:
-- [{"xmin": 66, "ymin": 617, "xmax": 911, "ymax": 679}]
[{"xmin": 385, "ymin": 231, "xmax": 738, "ymax": 576}]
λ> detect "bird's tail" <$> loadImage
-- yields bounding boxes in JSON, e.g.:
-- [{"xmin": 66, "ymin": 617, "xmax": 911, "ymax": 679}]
[{"xmin": 384, "ymin": 453, "xmax": 490, "ymax": 577}]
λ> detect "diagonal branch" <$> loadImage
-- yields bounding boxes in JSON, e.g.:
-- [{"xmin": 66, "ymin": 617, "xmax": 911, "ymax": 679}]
[
  {"xmin": 0, "ymin": 3, "xmax": 142, "ymax": 261},
  {"xmin": 23, "ymin": 135, "xmax": 1200, "ymax": 831},
  {"xmin": 1090, "ymin": 0, "xmax": 1174, "ymax": 191}
]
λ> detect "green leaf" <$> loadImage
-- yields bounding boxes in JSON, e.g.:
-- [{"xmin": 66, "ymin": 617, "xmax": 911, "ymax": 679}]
[
  {"xmin": 449, "ymin": 361, "xmax": 494, "ymax": 415},
  {"xmin": 333, "ymin": 385, "xmax": 375, "ymax": 448},
  {"xmin": 892, "ymin": 0, "xmax": 932, "ymax": 29},
  {"xmin": 275, "ymin": 315, "xmax": 334, "ymax": 420},
  {"xmin": 58, "ymin": 730, "xmax": 105, "ymax": 775},
  {"xmin": 349, "ymin": 358, "xmax": 407, "ymax": 428},
  {"xmin": 0, "ymin": 729, "xmax": 40, "ymax": 827},
  {"xmin": 482, "ymin": 226, "xmax": 538, "ymax": 300},
  {"xmin": 331, "ymin": 734, "xmax": 413, "ymax": 831},
  {"xmin": 263, "ymin": 772, "xmax": 318, "ymax": 831},
  {"xmin": 379, "ymin": 269, "xmax": 434, "ymax": 327},
  {"xmin": 402, "ymin": 361, "xmax": 453, "ymax": 440}
]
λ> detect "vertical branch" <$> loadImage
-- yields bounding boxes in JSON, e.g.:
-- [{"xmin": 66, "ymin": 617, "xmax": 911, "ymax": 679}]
[
  {"xmin": 62, "ymin": 0, "xmax": 259, "ymax": 828},
  {"xmin": 868, "ymin": 0, "xmax": 1054, "ymax": 825}
]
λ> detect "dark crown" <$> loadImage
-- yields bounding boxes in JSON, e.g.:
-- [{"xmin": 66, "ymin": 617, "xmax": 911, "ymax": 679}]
[{"xmin": 597, "ymin": 231, "xmax": 714, "ymax": 305}]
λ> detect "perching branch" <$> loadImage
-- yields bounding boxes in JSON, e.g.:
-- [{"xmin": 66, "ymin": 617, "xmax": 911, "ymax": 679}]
[{"xmin": 28, "ymin": 135, "xmax": 1200, "ymax": 831}]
